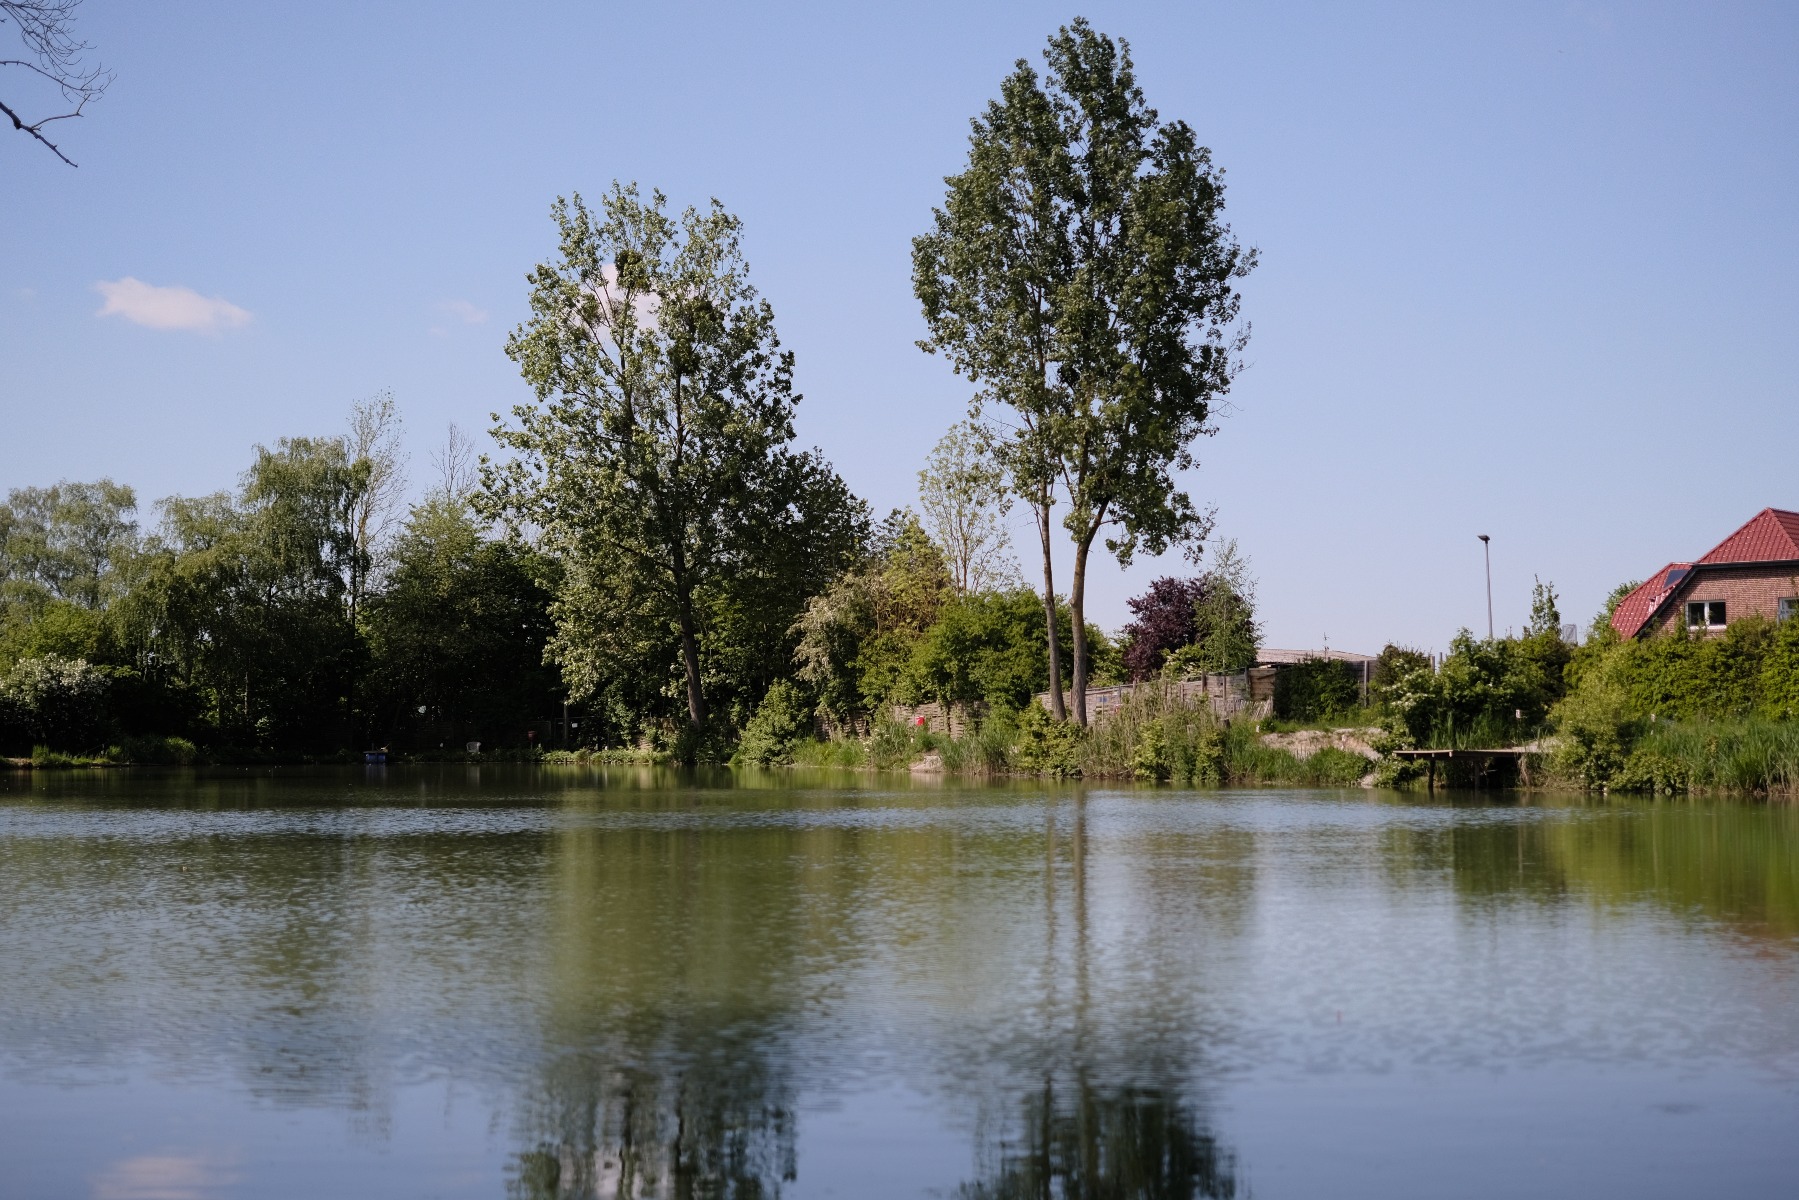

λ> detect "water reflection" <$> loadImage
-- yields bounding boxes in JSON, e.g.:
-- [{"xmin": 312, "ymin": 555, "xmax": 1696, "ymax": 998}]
[
  {"xmin": 508, "ymin": 1061, "xmax": 796, "ymax": 1199},
  {"xmin": 1440, "ymin": 799, "xmax": 1799, "ymax": 940},
  {"xmin": 1, "ymin": 774, "xmax": 1797, "ymax": 1198},
  {"xmin": 961, "ymin": 1080, "xmax": 1236, "ymax": 1200}
]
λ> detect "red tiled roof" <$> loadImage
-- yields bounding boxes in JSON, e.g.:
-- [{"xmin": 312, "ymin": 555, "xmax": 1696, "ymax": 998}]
[
  {"xmin": 1611, "ymin": 562, "xmax": 1692, "ymax": 640},
  {"xmin": 1611, "ymin": 509, "xmax": 1799, "ymax": 639},
  {"xmin": 1697, "ymin": 508, "xmax": 1799, "ymax": 565}
]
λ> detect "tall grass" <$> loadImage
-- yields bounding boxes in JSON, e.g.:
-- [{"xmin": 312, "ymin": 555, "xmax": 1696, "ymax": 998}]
[
  {"xmin": 1625, "ymin": 718, "xmax": 1799, "ymax": 796},
  {"xmin": 779, "ymin": 689, "xmax": 1376, "ymax": 786},
  {"xmin": 1083, "ymin": 682, "xmax": 1372, "ymax": 786}
]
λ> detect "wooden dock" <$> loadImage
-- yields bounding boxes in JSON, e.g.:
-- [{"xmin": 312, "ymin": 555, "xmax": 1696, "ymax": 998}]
[{"xmin": 1392, "ymin": 747, "xmax": 1534, "ymax": 790}]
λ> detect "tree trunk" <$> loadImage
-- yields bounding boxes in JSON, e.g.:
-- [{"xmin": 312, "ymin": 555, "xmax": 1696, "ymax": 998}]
[
  {"xmin": 1069, "ymin": 529, "xmax": 1096, "ymax": 727},
  {"xmin": 1035, "ymin": 496, "xmax": 1066, "ymax": 721},
  {"xmin": 675, "ymin": 600, "xmax": 706, "ymax": 729},
  {"xmin": 671, "ymin": 551, "xmax": 706, "ymax": 728}
]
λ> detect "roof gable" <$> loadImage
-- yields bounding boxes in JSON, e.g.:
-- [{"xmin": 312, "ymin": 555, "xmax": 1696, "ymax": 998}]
[
  {"xmin": 1698, "ymin": 508, "xmax": 1799, "ymax": 566},
  {"xmin": 1610, "ymin": 563, "xmax": 1692, "ymax": 640}
]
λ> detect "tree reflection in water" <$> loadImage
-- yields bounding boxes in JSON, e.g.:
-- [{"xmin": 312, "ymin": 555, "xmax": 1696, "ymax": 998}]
[
  {"xmin": 960, "ymin": 1079, "xmax": 1237, "ymax": 1200},
  {"xmin": 506, "ymin": 1058, "xmax": 796, "ymax": 1199},
  {"xmin": 502, "ymin": 791, "xmax": 1244, "ymax": 1198}
]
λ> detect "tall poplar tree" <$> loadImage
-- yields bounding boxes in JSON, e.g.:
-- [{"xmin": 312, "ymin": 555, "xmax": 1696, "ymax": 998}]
[
  {"xmin": 489, "ymin": 184, "xmax": 860, "ymax": 736},
  {"xmin": 914, "ymin": 19, "xmax": 1255, "ymax": 724}
]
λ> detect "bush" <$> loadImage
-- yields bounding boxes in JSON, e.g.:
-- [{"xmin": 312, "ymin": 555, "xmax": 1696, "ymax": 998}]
[
  {"xmin": 104, "ymin": 735, "xmax": 201, "ymax": 765},
  {"xmin": 1011, "ymin": 702, "xmax": 1086, "ymax": 777},
  {"xmin": 1610, "ymin": 748, "xmax": 1689, "ymax": 795},
  {"xmin": 1274, "ymin": 656, "xmax": 1360, "ymax": 722},
  {"xmin": 0, "ymin": 655, "xmax": 111, "ymax": 752},
  {"xmin": 1078, "ymin": 681, "xmax": 1221, "ymax": 783},
  {"xmin": 1306, "ymin": 746, "xmax": 1376, "ymax": 786},
  {"xmin": 1759, "ymin": 616, "xmax": 1799, "ymax": 718},
  {"xmin": 733, "ymin": 681, "xmax": 815, "ymax": 767}
]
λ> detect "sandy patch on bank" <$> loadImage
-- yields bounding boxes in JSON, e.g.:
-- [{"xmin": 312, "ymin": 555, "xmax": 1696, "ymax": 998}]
[{"xmin": 1258, "ymin": 728, "xmax": 1382, "ymax": 762}]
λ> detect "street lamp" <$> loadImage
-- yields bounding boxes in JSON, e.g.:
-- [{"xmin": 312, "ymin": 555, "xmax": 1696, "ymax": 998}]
[{"xmin": 1477, "ymin": 534, "xmax": 1493, "ymax": 641}]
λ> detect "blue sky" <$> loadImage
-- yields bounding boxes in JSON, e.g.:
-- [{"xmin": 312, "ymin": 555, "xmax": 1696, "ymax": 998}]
[{"xmin": 4, "ymin": 1, "xmax": 1796, "ymax": 653}]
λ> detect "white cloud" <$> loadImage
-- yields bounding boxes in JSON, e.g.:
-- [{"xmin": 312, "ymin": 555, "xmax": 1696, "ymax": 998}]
[
  {"xmin": 437, "ymin": 299, "xmax": 488, "ymax": 324},
  {"xmin": 94, "ymin": 277, "xmax": 252, "ymax": 333}
]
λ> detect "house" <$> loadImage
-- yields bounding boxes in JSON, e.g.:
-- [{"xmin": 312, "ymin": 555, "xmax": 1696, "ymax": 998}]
[{"xmin": 1611, "ymin": 508, "xmax": 1799, "ymax": 640}]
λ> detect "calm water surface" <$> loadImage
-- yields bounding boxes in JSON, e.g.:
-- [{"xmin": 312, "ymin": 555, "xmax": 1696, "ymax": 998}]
[{"xmin": 1, "ymin": 768, "xmax": 1797, "ymax": 1198}]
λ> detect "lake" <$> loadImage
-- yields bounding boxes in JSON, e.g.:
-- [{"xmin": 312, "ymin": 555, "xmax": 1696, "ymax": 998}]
[{"xmin": 2, "ymin": 767, "xmax": 1796, "ymax": 1199}]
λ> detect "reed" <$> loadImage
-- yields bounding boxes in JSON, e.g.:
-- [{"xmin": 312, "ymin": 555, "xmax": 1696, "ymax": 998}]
[{"xmin": 1625, "ymin": 718, "xmax": 1799, "ymax": 796}]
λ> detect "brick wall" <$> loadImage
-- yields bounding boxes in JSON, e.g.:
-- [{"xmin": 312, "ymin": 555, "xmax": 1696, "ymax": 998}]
[{"xmin": 1647, "ymin": 563, "xmax": 1799, "ymax": 637}]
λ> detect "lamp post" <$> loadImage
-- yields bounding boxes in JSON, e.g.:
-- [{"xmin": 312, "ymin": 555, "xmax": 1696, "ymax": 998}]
[{"xmin": 1477, "ymin": 534, "xmax": 1493, "ymax": 641}]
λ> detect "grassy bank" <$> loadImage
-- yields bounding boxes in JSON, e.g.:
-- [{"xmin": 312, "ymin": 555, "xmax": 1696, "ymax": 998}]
[
  {"xmin": 4, "ymin": 740, "xmax": 672, "ymax": 770},
  {"xmin": 1593, "ymin": 718, "xmax": 1799, "ymax": 797},
  {"xmin": 777, "ymin": 685, "xmax": 1379, "ymax": 786}
]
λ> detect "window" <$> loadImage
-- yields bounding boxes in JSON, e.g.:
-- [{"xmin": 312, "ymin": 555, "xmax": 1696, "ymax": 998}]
[
  {"xmin": 1686, "ymin": 600, "xmax": 1726, "ymax": 630},
  {"xmin": 1781, "ymin": 597, "xmax": 1798, "ymax": 623}
]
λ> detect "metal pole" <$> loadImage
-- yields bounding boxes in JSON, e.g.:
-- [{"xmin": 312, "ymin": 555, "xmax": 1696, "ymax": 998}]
[{"xmin": 1478, "ymin": 534, "xmax": 1493, "ymax": 640}]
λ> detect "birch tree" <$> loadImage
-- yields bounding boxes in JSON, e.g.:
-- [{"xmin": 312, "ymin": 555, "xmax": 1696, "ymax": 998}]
[{"xmin": 917, "ymin": 421, "xmax": 1018, "ymax": 596}]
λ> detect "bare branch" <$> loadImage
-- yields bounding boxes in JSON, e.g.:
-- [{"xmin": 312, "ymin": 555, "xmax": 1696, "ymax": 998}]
[{"xmin": 1, "ymin": 0, "xmax": 111, "ymax": 166}]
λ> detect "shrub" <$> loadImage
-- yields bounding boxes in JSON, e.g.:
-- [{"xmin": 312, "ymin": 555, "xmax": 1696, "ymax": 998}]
[
  {"xmin": 1760, "ymin": 616, "xmax": 1799, "ymax": 719},
  {"xmin": 733, "ymin": 681, "xmax": 815, "ymax": 767},
  {"xmin": 104, "ymin": 735, "xmax": 201, "ymax": 766},
  {"xmin": 1610, "ymin": 748, "xmax": 1689, "ymax": 795},
  {"xmin": 1274, "ymin": 656, "xmax": 1360, "ymax": 722},
  {"xmin": 1012, "ymin": 702, "xmax": 1086, "ymax": 777},
  {"xmin": 0, "ymin": 655, "xmax": 111, "ymax": 752}
]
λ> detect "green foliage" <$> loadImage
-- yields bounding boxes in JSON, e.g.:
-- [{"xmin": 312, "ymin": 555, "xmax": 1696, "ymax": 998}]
[
  {"xmin": 125, "ymin": 437, "xmax": 369, "ymax": 750},
  {"xmin": 0, "ymin": 654, "xmax": 110, "ymax": 752},
  {"xmin": 794, "ymin": 510, "xmax": 955, "ymax": 720},
  {"xmin": 918, "ymin": 421, "xmax": 1017, "ymax": 594},
  {"xmin": 363, "ymin": 496, "xmax": 562, "ymax": 751},
  {"xmin": 1548, "ymin": 649, "xmax": 1639, "ymax": 788},
  {"xmin": 912, "ymin": 19, "xmax": 1255, "ymax": 717},
  {"xmin": 1274, "ymin": 657, "xmax": 1360, "ymax": 722},
  {"xmin": 794, "ymin": 518, "xmax": 1107, "ymax": 727},
  {"xmin": 489, "ymin": 183, "xmax": 865, "ymax": 731},
  {"xmin": 733, "ymin": 681, "xmax": 814, "ymax": 766},
  {"xmin": 1370, "ymin": 620, "xmax": 1571, "ymax": 750},
  {"xmin": 1370, "ymin": 645, "xmax": 1437, "ymax": 742},
  {"xmin": 1011, "ymin": 703, "xmax": 1087, "ymax": 777},
  {"xmin": 1305, "ymin": 747, "xmax": 1377, "ymax": 787},
  {"xmin": 0, "ymin": 479, "xmax": 140, "ymax": 614},
  {"xmin": 789, "ymin": 737, "xmax": 869, "ymax": 769},
  {"xmin": 1084, "ymin": 680, "xmax": 1224, "ymax": 784},
  {"xmin": 1626, "ymin": 719, "xmax": 1799, "ymax": 795},
  {"xmin": 1170, "ymin": 539, "xmax": 1262, "ymax": 677},
  {"xmin": 905, "ymin": 588, "xmax": 1055, "ymax": 711},
  {"xmin": 868, "ymin": 720, "xmax": 928, "ymax": 771},
  {"xmin": 104, "ymin": 735, "xmax": 201, "ymax": 766},
  {"xmin": 1526, "ymin": 575, "xmax": 1563, "ymax": 638},
  {"xmin": 1549, "ymin": 611, "xmax": 1799, "ymax": 792},
  {"xmin": 1609, "ymin": 748, "xmax": 1689, "ymax": 796},
  {"xmin": 1563, "ymin": 616, "xmax": 1789, "ymax": 727},
  {"xmin": 1761, "ymin": 615, "xmax": 1799, "ymax": 718}
]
